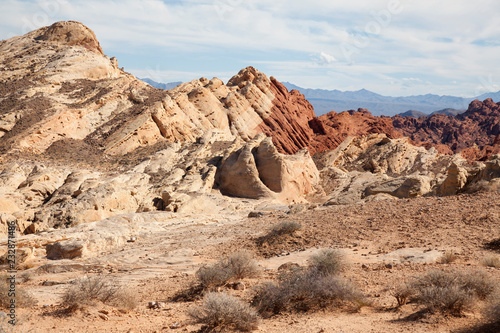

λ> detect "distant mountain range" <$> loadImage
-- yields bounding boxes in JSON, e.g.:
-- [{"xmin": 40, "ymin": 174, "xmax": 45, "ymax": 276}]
[
  {"xmin": 283, "ymin": 82, "xmax": 500, "ymax": 116},
  {"xmin": 398, "ymin": 108, "xmax": 466, "ymax": 118},
  {"xmin": 139, "ymin": 78, "xmax": 182, "ymax": 90},
  {"xmin": 139, "ymin": 78, "xmax": 500, "ymax": 117}
]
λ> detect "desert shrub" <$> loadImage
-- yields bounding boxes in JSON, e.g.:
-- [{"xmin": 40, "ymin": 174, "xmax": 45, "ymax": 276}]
[
  {"xmin": 397, "ymin": 269, "xmax": 495, "ymax": 316},
  {"xmin": 309, "ymin": 249, "xmax": 343, "ymax": 275},
  {"xmin": 481, "ymin": 255, "xmax": 500, "ymax": 268},
  {"xmin": 391, "ymin": 283, "xmax": 415, "ymax": 306},
  {"xmin": 438, "ymin": 251, "xmax": 458, "ymax": 264},
  {"xmin": 486, "ymin": 297, "xmax": 500, "ymax": 324},
  {"xmin": 252, "ymin": 253, "xmax": 360, "ymax": 315},
  {"xmin": 269, "ymin": 221, "xmax": 302, "ymax": 237},
  {"xmin": 221, "ymin": 250, "xmax": 261, "ymax": 280},
  {"xmin": 0, "ymin": 274, "xmax": 36, "ymax": 309},
  {"xmin": 189, "ymin": 292, "xmax": 260, "ymax": 331},
  {"xmin": 62, "ymin": 276, "xmax": 135, "ymax": 311},
  {"xmin": 196, "ymin": 251, "xmax": 260, "ymax": 289},
  {"xmin": 196, "ymin": 264, "xmax": 233, "ymax": 289}
]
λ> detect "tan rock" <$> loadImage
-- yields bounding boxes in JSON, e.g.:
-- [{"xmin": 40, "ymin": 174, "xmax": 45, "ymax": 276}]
[
  {"xmin": 218, "ymin": 135, "xmax": 320, "ymax": 203},
  {"xmin": 438, "ymin": 162, "xmax": 468, "ymax": 196}
]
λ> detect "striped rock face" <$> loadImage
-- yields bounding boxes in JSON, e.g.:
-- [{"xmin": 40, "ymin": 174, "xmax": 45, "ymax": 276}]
[{"xmin": 0, "ymin": 21, "xmax": 318, "ymax": 159}]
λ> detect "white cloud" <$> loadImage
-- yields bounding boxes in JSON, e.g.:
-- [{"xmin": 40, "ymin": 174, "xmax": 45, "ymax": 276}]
[{"xmin": 1, "ymin": 0, "xmax": 500, "ymax": 97}]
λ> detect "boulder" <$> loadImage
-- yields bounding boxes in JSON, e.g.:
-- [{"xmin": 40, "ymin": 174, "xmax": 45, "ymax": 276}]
[{"xmin": 217, "ymin": 135, "xmax": 320, "ymax": 203}]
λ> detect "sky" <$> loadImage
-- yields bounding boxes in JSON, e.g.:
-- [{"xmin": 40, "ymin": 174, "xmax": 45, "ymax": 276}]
[{"xmin": 1, "ymin": 0, "xmax": 500, "ymax": 97}]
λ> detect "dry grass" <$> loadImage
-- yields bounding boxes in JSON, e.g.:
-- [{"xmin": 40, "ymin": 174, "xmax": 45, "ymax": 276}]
[
  {"xmin": 189, "ymin": 292, "xmax": 260, "ymax": 331},
  {"xmin": 252, "ymin": 251, "xmax": 361, "ymax": 315},
  {"xmin": 481, "ymin": 255, "xmax": 500, "ymax": 268},
  {"xmin": 196, "ymin": 251, "xmax": 260, "ymax": 289},
  {"xmin": 61, "ymin": 276, "xmax": 137, "ymax": 312},
  {"xmin": 395, "ymin": 269, "xmax": 495, "ymax": 316},
  {"xmin": 437, "ymin": 251, "xmax": 458, "ymax": 264},
  {"xmin": 309, "ymin": 249, "xmax": 343, "ymax": 275},
  {"xmin": 0, "ymin": 273, "xmax": 36, "ymax": 309},
  {"xmin": 269, "ymin": 221, "xmax": 302, "ymax": 237}
]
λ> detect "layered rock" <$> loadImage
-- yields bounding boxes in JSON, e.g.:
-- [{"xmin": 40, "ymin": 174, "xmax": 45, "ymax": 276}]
[
  {"xmin": 392, "ymin": 99, "xmax": 500, "ymax": 159},
  {"xmin": 217, "ymin": 135, "xmax": 320, "ymax": 202}
]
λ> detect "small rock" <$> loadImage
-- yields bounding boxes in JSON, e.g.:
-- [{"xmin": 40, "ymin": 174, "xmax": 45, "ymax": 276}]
[
  {"xmin": 148, "ymin": 301, "xmax": 157, "ymax": 309},
  {"xmin": 98, "ymin": 313, "xmax": 109, "ymax": 321},
  {"xmin": 42, "ymin": 280, "xmax": 64, "ymax": 286},
  {"xmin": 385, "ymin": 263, "xmax": 393, "ymax": 269},
  {"xmin": 248, "ymin": 211, "xmax": 264, "ymax": 218},
  {"xmin": 233, "ymin": 281, "xmax": 246, "ymax": 291},
  {"xmin": 361, "ymin": 264, "xmax": 368, "ymax": 269},
  {"xmin": 278, "ymin": 262, "xmax": 300, "ymax": 271},
  {"xmin": 127, "ymin": 237, "xmax": 137, "ymax": 243},
  {"xmin": 170, "ymin": 322, "xmax": 182, "ymax": 329},
  {"xmin": 99, "ymin": 309, "xmax": 109, "ymax": 315}
]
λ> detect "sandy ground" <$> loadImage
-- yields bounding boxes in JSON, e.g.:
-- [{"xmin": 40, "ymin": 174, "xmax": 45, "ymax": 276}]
[{"xmin": 3, "ymin": 191, "xmax": 500, "ymax": 333}]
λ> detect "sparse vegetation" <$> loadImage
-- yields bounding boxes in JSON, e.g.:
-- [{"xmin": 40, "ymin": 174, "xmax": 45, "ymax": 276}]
[
  {"xmin": 61, "ymin": 275, "xmax": 136, "ymax": 312},
  {"xmin": 252, "ymin": 251, "xmax": 361, "ymax": 315},
  {"xmin": 481, "ymin": 255, "xmax": 500, "ymax": 268},
  {"xmin": 195, "ymin": 251, "xmax": 260, "ymax": 290},
  {"xmin": 486, "ymin": 296, "xmax": 500, "ymax": 325},
  {"xmin": 309, "ymin": 249, "xmax": 343, "ymax": 275},
  {"xmin": 0, "ymin": 274, "xmax": 36, "ymax": 309},
  {"xmin": 269, "ymin": 221, "xmax": 302, "ymax": 237},
  {"xmin": 394, "ymin": 269, "xmax": 495, "ymax": 316},
  {"xmin": 437, "ymin": 251, "xmax": 458, "ymax": 264},
  {"xmin": 189, "ymin": 292, "xmax": 260, "ymax": 331}
]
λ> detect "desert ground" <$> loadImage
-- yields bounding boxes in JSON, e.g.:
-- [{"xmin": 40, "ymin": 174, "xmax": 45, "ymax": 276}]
[{"xmin": 4, "ymin": 191, "xmax": 499, "ymax": 333}]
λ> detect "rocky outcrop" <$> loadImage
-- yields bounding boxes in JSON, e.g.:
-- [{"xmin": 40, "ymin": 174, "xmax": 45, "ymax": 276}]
[
  {"xmin": 392, "ymin": 99, "xmax": 500, "ymax": 159},
  {"xmin": 309, "ymin": 109, "xmax": 402, "ymax": 154},
  {"xmin": 217, "ymin": 135, "xmax": 320, "ymax": 203}
]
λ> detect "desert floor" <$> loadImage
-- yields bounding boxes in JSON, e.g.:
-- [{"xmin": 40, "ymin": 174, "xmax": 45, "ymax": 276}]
[{"xmin": 5, "ymin": 191, "xmax": 500, "ymax": 333}]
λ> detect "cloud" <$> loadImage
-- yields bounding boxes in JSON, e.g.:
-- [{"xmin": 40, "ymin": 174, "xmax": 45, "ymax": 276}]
[
  {"xmin": 316, "ymin": 52, "xmax": 336, "ymax": 66},
  {"xmin": 1, "ymin": 0, "xmax": 500, "ymax": 96}
]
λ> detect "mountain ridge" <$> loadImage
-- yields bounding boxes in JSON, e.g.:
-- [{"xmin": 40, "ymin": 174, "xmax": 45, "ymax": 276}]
[{"xmin": 282, "ymin": 82, "xmax": 500, "ymax": 116}]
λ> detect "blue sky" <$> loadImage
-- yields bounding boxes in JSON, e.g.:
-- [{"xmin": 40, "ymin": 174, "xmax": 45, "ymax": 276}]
[{"xmin": 1, "ymin": 0, "xmax": 500, "ymax": 97}]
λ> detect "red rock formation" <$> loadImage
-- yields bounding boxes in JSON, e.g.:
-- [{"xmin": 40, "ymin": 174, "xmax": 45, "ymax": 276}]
[
  {"xmin": 392, "ymin": 99, "xmax": 500, "ymax": 159},
  {"xmin": 308, "ymin": 109, "xmax": 402, "ymax": 154},
  {"xmin": 256, "ymin": 78, "xmax": 316, "ymax": 154}
]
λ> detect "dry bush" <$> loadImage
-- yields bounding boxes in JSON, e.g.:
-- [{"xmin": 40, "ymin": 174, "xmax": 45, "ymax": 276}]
[
  {"xmin": 196, "ymin": 251, "xmax": 260, "ymax": 289},
  {"xmin": 438, "ymin": 251, "xmax": 458, "ymax": 264},
  {"xmin": 0, "ymin": 274, "xmax": 36, "ymax": 309},
  {"xmin": 309, "ymin": 249, "xmax": 343, "ymax": 275},
  {"xmin": 269, "ymin": 221, "xmax": 302, "ymax": 237},
  {"xmin": 391, "ymin": 283, "xmax": 414, "ymax": 307},
  {"xmin": 252, "ymin": 263, "xmax": 361, "ymax": 315},
  {"xmin": 397, "ymin": 269, "xmax": 495, "ymax": 316},
  {"xmin": 189, "ymin": 292, "xmax": 260, "ymax": 331},
  {"xmin": 221, "ymin": 250, "xmax": 261, "ymax": 280},
  {"xmin": 481, "ymin": 255, "xmax": 500, "ymax": 268},
  {"xmin": 486, "ymin": 297, "xmax": 500, "ymax": 325},
  {"xmin": 196, "ymin": 264, "xmax": 233, "ymax": 290},
  {"xmin": 62, "ymin": 276, "xmax": 136, "ymax": 311}
]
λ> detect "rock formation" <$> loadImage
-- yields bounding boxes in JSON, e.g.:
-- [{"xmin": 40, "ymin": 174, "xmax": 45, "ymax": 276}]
[
  {"xmin": 1, "ymin": 21, "xmax": 499, "ymax": 240},
  {"xmin": 217, "ymin": 135, "xmax": 320, "ymax": 202},
  {"xmin": 392, "ymin": 99, "xmax": 500, "ymax": 159}
]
